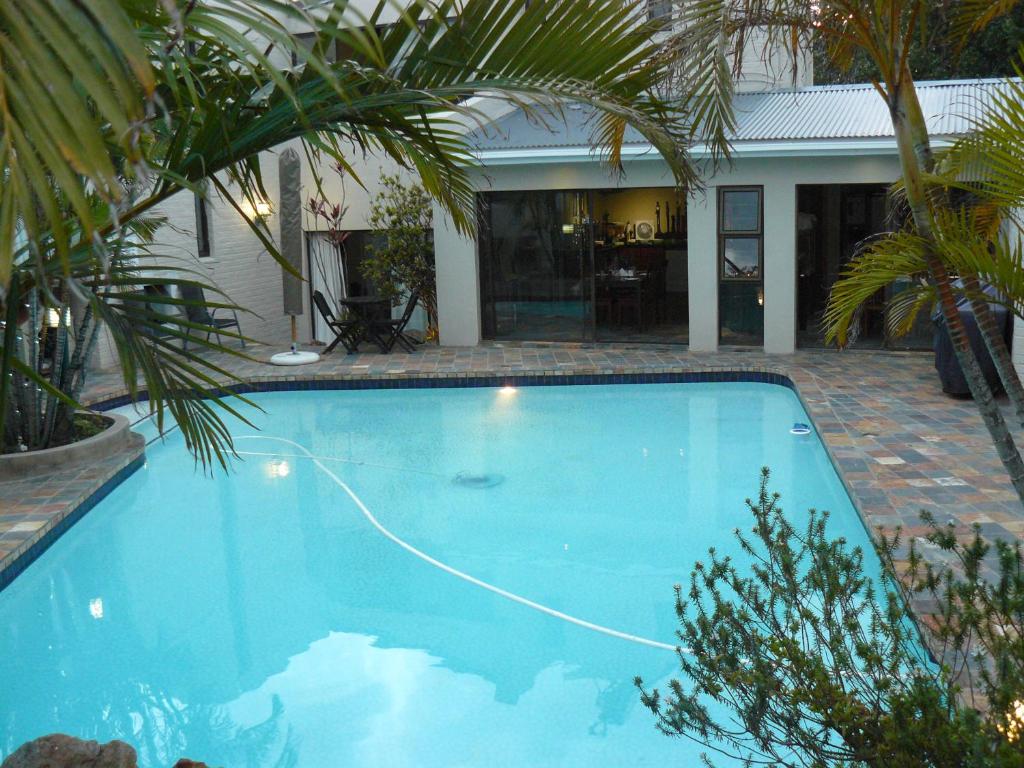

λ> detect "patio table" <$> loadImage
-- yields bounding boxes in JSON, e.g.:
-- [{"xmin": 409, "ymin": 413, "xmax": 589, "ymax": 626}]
[
  {"xmin": 338, "ymin": 295, "xmax": 392, "ymax": 353},
  {"xmin": 595, "ymin": 272, "xmax": 651, "ymax": 330}
]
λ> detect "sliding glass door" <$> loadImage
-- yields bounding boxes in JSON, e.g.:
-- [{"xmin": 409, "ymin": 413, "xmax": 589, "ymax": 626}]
[
  {"xmin": 478, "ymin": 187, "xmax": 690, "ymax": 345},
  {"xmin": 479, "ymin": 191, "xmax": 593, "ymax": 342}
]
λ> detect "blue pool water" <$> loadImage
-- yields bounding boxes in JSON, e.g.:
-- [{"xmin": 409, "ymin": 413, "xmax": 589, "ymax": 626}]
[{"xmin": 0, "ymin": 383, "xmax": 875, "ymax": 766}]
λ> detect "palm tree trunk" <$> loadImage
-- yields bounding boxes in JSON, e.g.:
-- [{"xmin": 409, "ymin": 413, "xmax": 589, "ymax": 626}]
[
  {"xmin": 891, "ymin": 76, "xmax": 1024, "ymax": 505},
  {"xmin": 885, "ymin": 64, "xmax": 1024, "ymax": 432},
  {"xmin": 884, "ymin": 61, "xmax": 1024, "ymax": 434},
  {"xmin": 962, "ymin": 273, "xmax": 1024, "ymax": 429}
]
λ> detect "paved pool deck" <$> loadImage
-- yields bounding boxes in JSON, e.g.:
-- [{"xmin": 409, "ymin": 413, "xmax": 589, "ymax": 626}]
[{"xmin": 2, "ymin": 342, "xmax": 1022, "ymax": 589}]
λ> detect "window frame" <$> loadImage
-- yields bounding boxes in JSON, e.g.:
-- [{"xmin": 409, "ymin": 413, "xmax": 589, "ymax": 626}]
[
  {"xmin": 194, "ymin": 194, "xmax": 212, "ymax": 259},
  {"xmin": 647, "ymin": 0, "xmax": 672, "ymax": 22},
  {"xmin": 718, "ymin": 186, "xmax": 763, "ymax": 281}
]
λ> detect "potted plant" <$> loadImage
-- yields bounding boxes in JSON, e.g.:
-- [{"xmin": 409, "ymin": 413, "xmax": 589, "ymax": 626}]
[{"xmin": 361, "ymin": 175, "xmax": 438, "ymax": 341}]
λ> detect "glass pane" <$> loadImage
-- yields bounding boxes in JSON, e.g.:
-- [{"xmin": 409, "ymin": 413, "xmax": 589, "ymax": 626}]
[
  {"xmin": 721, "ymin": 189, "xmax": 761, "ymax": 232},
  {"xmin": 479, "ymin": 191, "xmax": 590, "ymax": 342},
  {"xmin": 719, "ymin": 282, "xmax": 764, "ymax": 346},
  {"xmin": 721, "ymin": 237, "xmax": 760, "ymax": 279}
]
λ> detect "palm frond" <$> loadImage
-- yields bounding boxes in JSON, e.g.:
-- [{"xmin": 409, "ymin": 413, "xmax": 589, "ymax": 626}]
[
  {"xmin": 160, "ymin": 0, "xmax": 688, "ymax": 234},
  {"xmin": 85, "ymin": 267, "xmax": 260, "ymax": 470},
  {"xmin": 946, "ymin": 64, "xmax": 1024, "ymax": 213},
  {"xmin": 823, "ymin": 231, "xmax": 930, "ymax": 346},
  {"xmin": 827, "ymin": 207, "xmax": 1024, "ymax": 349},
  {"xmin": 883, "ymin": 280, "xmax": 935, "ymax": 340},
  {"xmin": 0, "ymin": 0, "xmax": 157, "ymax": 283},
  {"xmin": 931, "ymin": 209, "xmax": 1024, "ymax": 321},
  {"xmin": 3, "ymin": 0, "xmax": 696, "ymax": 466},
  {"xmin": 948, "ymin": 0, "xmax": 1022, "ymax": 42},
  {"xmin": 657, "ymin": 0, "xmax": 927, "ymax": 168}
]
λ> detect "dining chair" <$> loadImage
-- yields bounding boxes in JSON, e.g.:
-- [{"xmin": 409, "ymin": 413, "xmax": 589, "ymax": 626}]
[
  {"xmin": 312, "ymin": 290, "xmax": 360, "ymax": 354},
  {"xmin": 180, "ymin": 282, "xmax": 245, "ymax": 351},
  {"xmin": 369, "ymin": 291, "xmax": 421, "ymax": 353}
]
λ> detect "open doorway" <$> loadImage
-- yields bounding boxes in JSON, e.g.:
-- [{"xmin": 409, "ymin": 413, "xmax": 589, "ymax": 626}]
[
  {"xmin": 592, "ymin": 188, "xmax": 688, "ymax": 344},
  {"xmin": 796, "ymin": 184, "xmax": 931, "ymax": 349},
  {"xmin": 307, "ymin": 230, "xmax": 384, "ymax": 343}
]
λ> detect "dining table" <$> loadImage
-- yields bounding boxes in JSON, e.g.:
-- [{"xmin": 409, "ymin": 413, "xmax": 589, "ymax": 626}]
[
  {"xmin": 595, "ymin": 271, "xmax": 651, "ymax": 330},
  {"xmin": 338, "ymin": 295, "xmax": 392, "ymax": 352}
]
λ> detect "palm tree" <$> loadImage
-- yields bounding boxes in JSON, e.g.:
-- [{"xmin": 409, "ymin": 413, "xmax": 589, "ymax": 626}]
[
  {"xmin": 0, "ymin": 0, "xmax": 695, "ymax": 467},
  {"xmin": 662, "ymin": 0, "xmax": 1024, "ymax": 505}
]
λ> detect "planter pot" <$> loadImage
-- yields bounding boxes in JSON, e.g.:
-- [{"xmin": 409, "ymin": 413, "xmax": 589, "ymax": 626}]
[{"xmin": 0, "ymin": 413, "xmax": 140, "ymax": 481}]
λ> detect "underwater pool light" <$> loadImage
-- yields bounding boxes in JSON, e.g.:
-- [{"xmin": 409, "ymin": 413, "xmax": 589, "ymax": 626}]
[{"xmin": 266, "ymin": 458, "xmax": 291, "ymax": 478}]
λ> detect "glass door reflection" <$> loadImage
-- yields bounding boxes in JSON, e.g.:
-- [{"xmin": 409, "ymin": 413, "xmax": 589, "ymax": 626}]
[{"xmin": 480, "ymin": 190, "xmax": 592, "ymax": 342}]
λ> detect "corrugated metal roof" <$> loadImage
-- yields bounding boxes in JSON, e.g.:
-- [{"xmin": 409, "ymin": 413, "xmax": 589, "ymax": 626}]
[{"xmin": 470, "ymin": 79, "xmax": 1011, "ymax": 152}]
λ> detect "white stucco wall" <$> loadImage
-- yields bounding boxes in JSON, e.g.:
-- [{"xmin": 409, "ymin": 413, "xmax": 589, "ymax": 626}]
[
  {"xmin": 686, "ymin": 153, "xmax": 901, "ymax": 353},
  {"xmin": 1014, "ymin": 316, "xmax": 1024, "ymax": 383},
  {"xmin": 444, "ymin": 151, "xmax": 903, "ymax": 354},
  {"xmin": 108, "ymin": 147, "xmax": 906, "ymax": 362},
  {"xmin": 1009, "ymin": 220, "xmax": 1024, "ymax": 382},
  {"xmin": 90, "ymin": 142, "xmax": 430, "ymax": 369},
  {"xmin": 433, "ymin": 203, "xmax": 482, "ymax": 347},
  {"xmin": 733, "ymin": 27, "xmax": 814, "ymax": 93}
]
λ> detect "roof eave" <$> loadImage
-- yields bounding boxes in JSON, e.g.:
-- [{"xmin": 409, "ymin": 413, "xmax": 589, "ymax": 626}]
[{"xmin": 474, "ymin": 135, "xmax": 959, "ymax": 165}]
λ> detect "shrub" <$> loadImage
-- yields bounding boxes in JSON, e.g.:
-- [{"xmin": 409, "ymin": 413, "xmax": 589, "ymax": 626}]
[
  {"xmin": 637, "ymin": 468, "xmax": 1024, "ymax": 767},
  {"xmin": 362, "ymin": 175, "xmax": 437, "ymax": 340}
]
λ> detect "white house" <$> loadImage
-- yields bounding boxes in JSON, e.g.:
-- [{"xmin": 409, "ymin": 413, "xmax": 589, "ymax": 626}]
[
  {"xmin": 436, "ymin": 79, "xmax": 998, "ymax": 355},
  {"xmin": 99, "ymin": 8, "xmax": 1013, "ymax": 366}
]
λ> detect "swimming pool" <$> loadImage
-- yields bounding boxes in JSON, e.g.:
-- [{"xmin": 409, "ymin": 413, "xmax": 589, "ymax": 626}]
[{"xmin": 0, "ymin": 382, "xmax": 874, "ymax": 766}]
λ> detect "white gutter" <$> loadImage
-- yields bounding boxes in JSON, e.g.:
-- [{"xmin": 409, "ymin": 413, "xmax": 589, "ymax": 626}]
[{"xmin": 474, "ymin": 135, "xmax": 957, "ymax": 164}]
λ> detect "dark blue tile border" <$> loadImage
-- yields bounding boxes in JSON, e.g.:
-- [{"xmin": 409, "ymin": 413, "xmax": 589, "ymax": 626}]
[
  {"xmin": 89, "ymin": 370, "xmax": 797, "ymax": 412},
  {"xmin": 0, "ymin": 453, "xmax": 146, "ymax": 592}
]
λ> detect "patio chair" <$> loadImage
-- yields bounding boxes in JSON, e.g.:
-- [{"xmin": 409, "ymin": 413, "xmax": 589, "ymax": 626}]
[
  {"xmin": 179, "ymin": 282, "xmax": 244, "ymax": 351},
  {"xmin": 312, "ymin": 290, "xmax": 360, "ymax": 354},
  {"xmin": 128, "ymin": 285, "xmax": 181, "ymax": 344},
  {"xmin": 369, "ymin": 291, "xmax": 421, "ymax": 353}
]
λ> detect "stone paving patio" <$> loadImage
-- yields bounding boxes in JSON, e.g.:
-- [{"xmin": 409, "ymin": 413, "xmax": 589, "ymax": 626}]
[
  {"xmin": 0, "ymin": 434, "xmax": 143, "ymax": 589},
  {"xmin": 2, "ymin": 341, "xmax": 1022, "ymax": 588}
]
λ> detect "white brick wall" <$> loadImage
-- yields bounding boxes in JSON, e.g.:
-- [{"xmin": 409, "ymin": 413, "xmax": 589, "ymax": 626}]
[
  {"xmin": 92, "ymin": 165, "xmax": 291, "ymax": 368},
  {"xmin": 90, "ymin": 140, "xmax": 427, "ymax": 371}
]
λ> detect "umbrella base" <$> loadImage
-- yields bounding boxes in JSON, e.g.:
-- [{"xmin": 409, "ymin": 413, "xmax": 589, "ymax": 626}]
[{"xmin": 269, "ymin": 350, "xmax": 321, "ymax": 366}]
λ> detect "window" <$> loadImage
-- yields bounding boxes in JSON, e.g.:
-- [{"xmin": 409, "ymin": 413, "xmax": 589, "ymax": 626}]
[
  {"xmin": 718, "ymin": 187, "xmax": 762, "ymax": 280},
  {"xmin": 647, "ymin": 0, "xmax": 672, "ymax": 21},
  {"xmin": 722, "ymin": 238, "xmax": 760, "ymax": 279},
  {"xmin": 292, "ymin": 31, "xmax": 341, "ymax": 67},
  {"xmin": 718, "ymin": 186, "xmax": 763, "ymax": 346},
  {"xmin": 194, "ymin": 195, "xmax": 211, "ymax": 259}
]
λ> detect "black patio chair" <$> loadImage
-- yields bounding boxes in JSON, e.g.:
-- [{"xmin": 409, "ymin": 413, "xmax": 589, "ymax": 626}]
[
  {"xmin": 179, "ymin": 282, "xmax": 244, "ymax": 351},
  {"xmin": 127, "ymin": 285, "xmax": 180, "ymax": 344},
  {"xmin": 369, "ymin": 291, "xmax": 421, "ymax": 353},
  {"xmin": 312, "ymin": 290, "xmax": 360, "ymax": 354}
]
